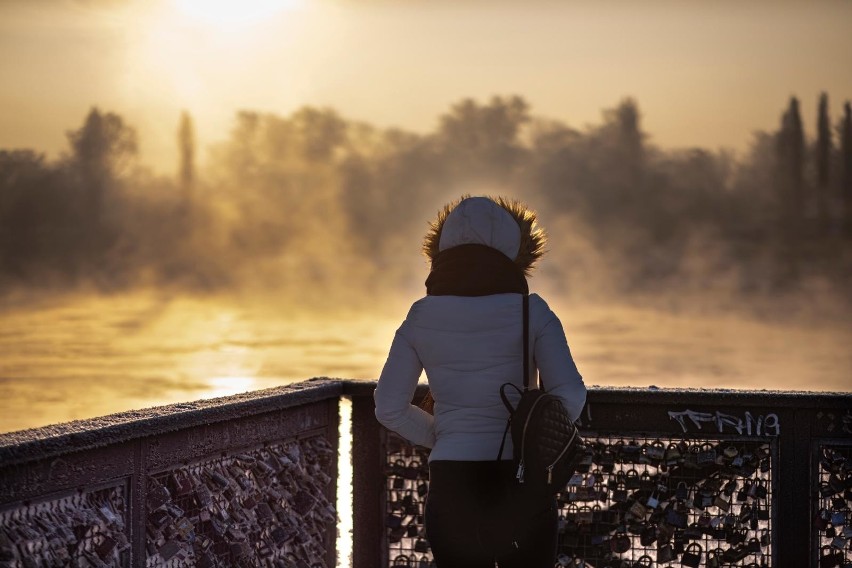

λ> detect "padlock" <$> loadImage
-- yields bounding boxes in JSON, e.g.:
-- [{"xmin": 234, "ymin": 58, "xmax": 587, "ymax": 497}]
[
  {"xmin": 682, "ymin": 542, "xmax": 702, "ymax": 568},
  {"xmin": 612, "ymin": 482, "xmax": 628, "ymax": 503},
  {"xmin": 665, "ymin": 443, "xmax": 683, "ymax": 466},
  {"xmin": 675, "ymin": 481, "xmax": 689, "ymax": 501},
  {"xmin": 414, "ymin": 538, "xmax": 430, "ymax": 553},
  {"xmin": 169, "ymin": 471, "xmax": 194, "ymax": 497},
  {"xmin": 638, "ymin": 471, "xmax": 655, "ymax": 492},
  {"xmin": 722, "ymin": 543, "xmax": 750, "ymax": 563},
  {"xmin": 632, "ymin": 522, "xmax": 654, "ymax": 547},
  {"xmin": 624, "ymin": 469, "xmax": 640, "ymax": 490},
  {"xmin": 646, "ymin": 491, "xmax": 660, "ymax": 509},
  {"xmin": 820, "ymin": 545, "xmax": 844, "ymax": 568},
  {"xmin": 646, "ymin": 439, "xmax": 666, "ymax": 462},
  {"xmin": 746, "ymin": 536, "xmax": 762, "ymax": 553},
  {"xmin": 726, "ymin": 528, "xmax": 747, "ymax": 546},
  {"xmin": 622, "ymin": 441, "xmax": 642, "ymax": 461},
  {"xmin": 737, "ymin": 481, "xmax": 752, "ymax": 501},
  {"xmin": 577, "ymin": 506, "xmax": 594, "ymax": 524},
  {"xmin": 609, "ymin": 529, "xmax": 631, "ymax": 554},
  {"xmin": 656, "ymin": 542, "xmax": 674, "ymax": 563},
  {"xmin": 696, "ymin": 443, "xmax": 717, "ymax": 467},
  {"xmin": 664, "ymin": 505, "xmax": 687, "ymax": 529},
  {"xmin": 706, "ymin": 548, "xmax": 723, "ymax": 568},
  {"xmin": 738, "ymin": 503, "xmax": 753, "ymax": 524},
  {"xmin": 752, "ymin": 479, "xmax": 768, "ymax": 499},
  {"xmin": 148, "ymin": 483, "xmax": 172, "ymax": 510},
  {"xmin": 628, "ymin": 500, "xmax": 647, "ymax": 520},
  {"xmin": 577, "ymin": 450, "xmax": 594, "ymax": 473},
  {"xmin": 714, "ymin": 493, "xmax": 730, "ymax": 512},
  {"xmin": 599, "ymin": 449, "xmax": 616, "ymax": 473}
]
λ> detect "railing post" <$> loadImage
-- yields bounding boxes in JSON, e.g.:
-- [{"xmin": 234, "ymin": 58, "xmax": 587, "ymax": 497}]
[
  {"xmin": 350, "ymin": 389, "xmax": 386, "ymax": 568},
  {"xmin": 774, "ymin": 407, "xmax": 811, "ymax": 567}
]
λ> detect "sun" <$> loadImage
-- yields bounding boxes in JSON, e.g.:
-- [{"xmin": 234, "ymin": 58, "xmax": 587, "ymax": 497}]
[{"xmin": 172, "ymin": 0, "xmax": 303, "ymax": 30}]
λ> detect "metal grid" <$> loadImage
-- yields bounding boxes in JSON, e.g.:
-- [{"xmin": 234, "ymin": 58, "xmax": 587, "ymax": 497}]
[
  {"xmin": 385, "ymin": 435, "xmax": 433, "ymax": 568},
  {"xmin": 145, "ymin": 435, "xmax": 336, "ymax": 567},
  {"xmin": 815, "ymin": 444, "xmax": 851, "ymax": 568},
  {"xmin": 384, "ymin": 434, "xmax": 774, "ymax": 568},
  {"xmin": 556, "ymin": 435, "xmax": 773, "ymax": 567},
  {"xmin": 0, "ymin": 483, "xmax": 129, "ymax": 567}
]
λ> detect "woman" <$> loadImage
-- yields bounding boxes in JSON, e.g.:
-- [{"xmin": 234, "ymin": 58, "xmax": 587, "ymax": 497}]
[{"xmin": 374, "ymin": 196, "xmax": 587, "ymax": 567}]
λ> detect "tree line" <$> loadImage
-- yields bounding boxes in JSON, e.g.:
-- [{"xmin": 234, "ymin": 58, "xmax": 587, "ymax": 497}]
[{"xmin": 0, "ymin": 95, "xmax": 850, "ymax": 302}]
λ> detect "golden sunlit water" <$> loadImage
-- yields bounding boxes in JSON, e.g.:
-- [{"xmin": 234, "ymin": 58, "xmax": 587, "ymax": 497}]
[{"xmin": 1, "ymin": 291, "xmax": 849, "ymax": 434}]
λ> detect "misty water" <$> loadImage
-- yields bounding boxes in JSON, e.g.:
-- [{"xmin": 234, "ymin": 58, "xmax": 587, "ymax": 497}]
[{"xmin": 1, "ymin": 290, "xmax": 849, "ymax": 434}]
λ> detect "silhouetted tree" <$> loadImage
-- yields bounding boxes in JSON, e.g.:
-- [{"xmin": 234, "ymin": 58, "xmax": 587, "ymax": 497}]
[
  {"xmin": 437, "ymin": 95, "xmax": 530, "ymax": 181},
  {"xmin": 842, "ymin": 102, "xmax": 852, "ymax": 237},
  {"xmin": 815, "ymin": 93, "xmax": 831, "ymax": 230},
  {"xmin": 776, "ymin": 97, "xmax": 805, "ymax": 233},
  {"xmin": 292, "ymin": 107, "xmax": 346, "ymax": 162},
  {"xmin": 612, "ymin": 97, "xmax": 644, "ymax": 185},
  {"xmin": 178, "ymin": 111, "xmax": 195, "ymax": 201},
  {"xmin": 67, "ymin": 108, "xmax": 137, "ymax": 222}
]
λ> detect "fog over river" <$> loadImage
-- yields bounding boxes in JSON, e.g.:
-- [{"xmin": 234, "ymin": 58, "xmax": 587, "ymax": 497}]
[{"xmin": 1, "ymin": 289, "xmax": 848, "ymax": 434}]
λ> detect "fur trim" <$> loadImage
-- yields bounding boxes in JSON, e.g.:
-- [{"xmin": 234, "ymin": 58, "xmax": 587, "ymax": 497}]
[{"xmin": 422, "ymin": 195, "xmax": 547, "ymax": 275}]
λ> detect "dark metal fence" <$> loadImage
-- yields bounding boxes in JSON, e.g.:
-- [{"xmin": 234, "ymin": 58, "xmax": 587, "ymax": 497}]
[
  {"xmin": 346, "ymin": 382, "xmax": 851, "ymax": 568},
  {"xmin": 1, "ymin": 380, "xmax": 849, "ymax": 567},
  {"xmin": 0, "ymin": 379, "xmax": 342, "ymax": 567}
]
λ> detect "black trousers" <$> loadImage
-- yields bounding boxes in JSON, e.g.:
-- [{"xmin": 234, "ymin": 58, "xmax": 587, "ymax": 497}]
[{"xmin": 425, "ymin": 460, "xmax": 558, "ymax": 568}]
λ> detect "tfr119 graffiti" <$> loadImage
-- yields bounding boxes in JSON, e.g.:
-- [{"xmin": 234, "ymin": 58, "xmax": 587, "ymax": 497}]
[{"xmin": 668, "ymin": 409, "xmax": 780, "ymax": 436}]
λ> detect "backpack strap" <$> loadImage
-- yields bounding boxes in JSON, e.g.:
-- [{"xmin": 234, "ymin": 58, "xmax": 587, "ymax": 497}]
[
  {"xmin": 522, "ymin": 293, "xmax": 530, "ymax": 390},
  {"xmin": 497, "ymin": 293, "xmax": 531, "ymax": 461}
]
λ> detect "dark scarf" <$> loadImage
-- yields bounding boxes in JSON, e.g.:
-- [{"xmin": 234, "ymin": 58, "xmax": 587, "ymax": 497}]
[{"xmin": 425, "ymin": 244, "xmax": 528, "ymax": 296}]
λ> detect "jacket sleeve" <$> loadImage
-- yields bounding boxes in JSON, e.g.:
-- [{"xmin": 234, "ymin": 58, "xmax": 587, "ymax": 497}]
[
  {"xmin": 374, "ymin": 321, "xmax": 436, "ymax": 449},
  {"xmin": 532, "ymin": 297, "xmax": 587, "ymax": 422}
]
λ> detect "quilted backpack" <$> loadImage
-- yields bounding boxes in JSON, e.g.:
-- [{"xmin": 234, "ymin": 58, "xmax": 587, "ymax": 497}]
[{"xmin": 497, "ymin": 294, "xmax": 585, "ymax": 494}]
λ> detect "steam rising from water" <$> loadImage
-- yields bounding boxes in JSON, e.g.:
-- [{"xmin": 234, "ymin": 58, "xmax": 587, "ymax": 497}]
[{"xmin": 0, "ymin": 98, "xmax": 850, "ymax": 432}]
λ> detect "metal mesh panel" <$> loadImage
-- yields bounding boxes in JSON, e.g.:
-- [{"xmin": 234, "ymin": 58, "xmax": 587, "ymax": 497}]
[
  {"xmin": 0, "ymin": 483, "xmax": 129, "ymax": 567},
  {"xmin": 384, "ymin": 434, "xmax": 774, "ymax": 568},
  {"xmin": 145, "ymin": 435, "xmax": 336, "ymax": 567},
  {"xmin": 385, "ymin": 435, "xmax": 433, "ymax": 568},
  {"xmin": 815, "ymin": 444, "xmax": 852, "ymax": 568}
]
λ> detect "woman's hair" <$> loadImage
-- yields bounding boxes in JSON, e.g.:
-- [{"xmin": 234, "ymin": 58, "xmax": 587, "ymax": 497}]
[{"xmin": 422, "ymin": 195, "xmax": 547, "ymax": 275}]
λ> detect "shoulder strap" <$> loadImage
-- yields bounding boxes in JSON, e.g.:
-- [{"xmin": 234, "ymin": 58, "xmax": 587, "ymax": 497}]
[
  {"xmin": 522, "ymin": 293, "xmax": 530, "ymax": 390},
  {"xmin": 497, "ymin": 293, "xmax": 531, "ymax": 462}
]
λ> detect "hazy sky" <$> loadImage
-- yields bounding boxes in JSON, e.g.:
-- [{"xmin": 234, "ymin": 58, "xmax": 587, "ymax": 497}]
[{"xmin": 1, "ymin": 0, "xmax": 851, "ymax": 172}]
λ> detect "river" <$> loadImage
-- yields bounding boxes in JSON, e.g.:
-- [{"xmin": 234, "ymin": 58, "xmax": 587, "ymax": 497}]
[{"xmin": 1, "ymin": 290, "xmax": 849, "ymax": 433}]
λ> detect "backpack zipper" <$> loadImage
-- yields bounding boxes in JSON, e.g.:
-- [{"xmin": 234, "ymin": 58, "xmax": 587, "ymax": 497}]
[{"xmin": 545, "ymin": 427, "xmax": 579, "ymax": 484}]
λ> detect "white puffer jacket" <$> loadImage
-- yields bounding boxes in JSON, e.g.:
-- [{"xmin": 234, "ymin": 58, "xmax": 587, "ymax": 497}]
[{"xmin": 374, "ymin": 292, "xmax": 587, "ymax": 462}]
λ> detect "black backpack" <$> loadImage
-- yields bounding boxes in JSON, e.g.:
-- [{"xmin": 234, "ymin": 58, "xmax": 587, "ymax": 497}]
[{"xmin": 497, "ymin": 294, "xmax": 585, "ymax": 494}]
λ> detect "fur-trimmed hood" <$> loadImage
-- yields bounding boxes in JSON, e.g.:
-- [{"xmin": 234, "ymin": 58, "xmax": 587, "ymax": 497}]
[{"xmin": 422, "ymin": 196, "xmax": 546, "ymax": 275}]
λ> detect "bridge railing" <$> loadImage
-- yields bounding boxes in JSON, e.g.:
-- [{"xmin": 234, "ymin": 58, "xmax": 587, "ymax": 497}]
[
  {"xmin": 346, "ymin": 382, "xmax": 851, "ymax": 568},
  {"xmin": 1, "ymin": 379, "xmax": 850, "ymax": 567},
  {"xmin": 0, "ymin": 378, "xmax": 342, "ymax": 568}
]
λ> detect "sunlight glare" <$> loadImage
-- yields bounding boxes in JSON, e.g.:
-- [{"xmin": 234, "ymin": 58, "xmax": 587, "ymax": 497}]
[
  {"xmin": 173, "ymin": 0, "xmax": 302, "ymax": 29},
  {"xmin": 204, "ymin": 376, "xmax": 258, "ymax": 399}
]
